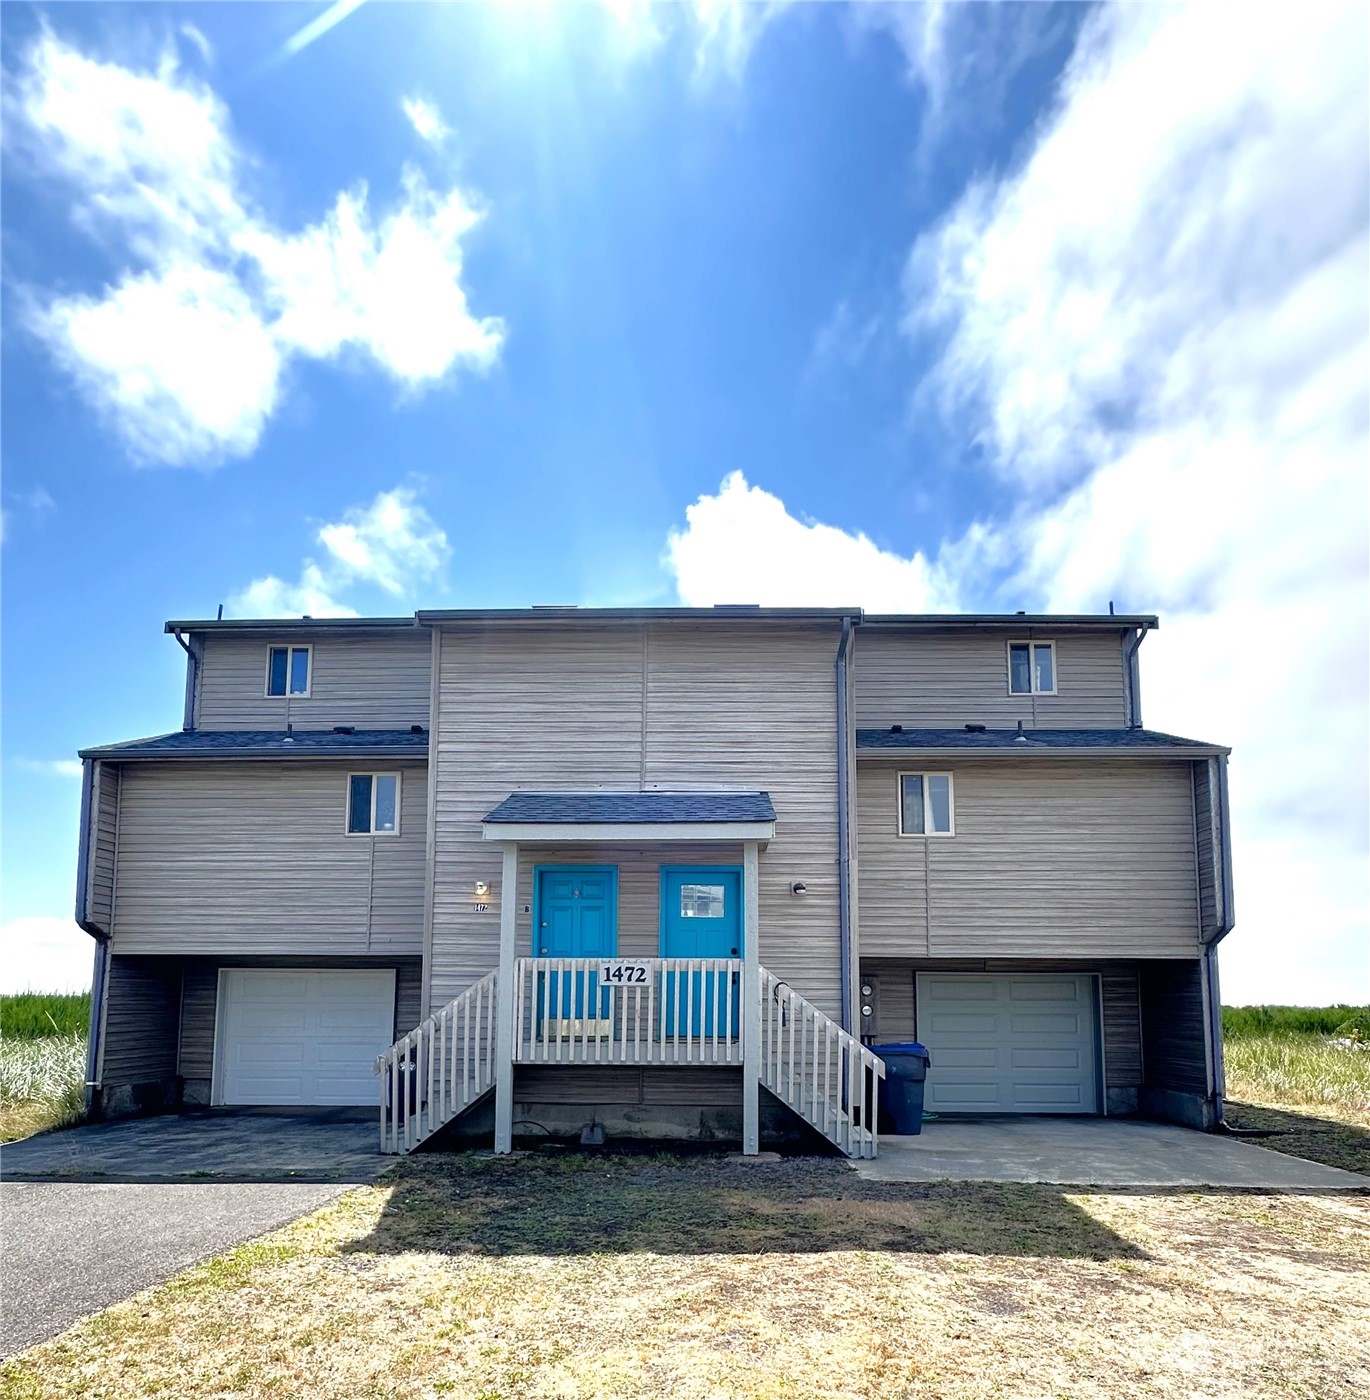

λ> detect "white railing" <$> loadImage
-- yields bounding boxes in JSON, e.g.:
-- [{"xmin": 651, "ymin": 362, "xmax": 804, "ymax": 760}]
[
  {"xmin": 514, "ymin": 957, "xmax": 742, "ymax": 1065},
  {"xmin": 374, "ymin": 969, "xmax": 497, "ymax": 1153},
  {"xmin": 760, "ymin": 970, "xmax": 885, "ymax": 1159},
  {"xmin": 373, "ymin": 960, "xmax": 884, "ymax": 1159}
]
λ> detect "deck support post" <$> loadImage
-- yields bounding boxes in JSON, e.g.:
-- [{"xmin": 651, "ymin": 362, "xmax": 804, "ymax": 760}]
[
  {"xmin": 493, "ymin": 840, "xmax": 518, "ymax": 1154},
  {"xmin": 742, "ymin": 840, "xmax": 761, "ymax": 1155}
]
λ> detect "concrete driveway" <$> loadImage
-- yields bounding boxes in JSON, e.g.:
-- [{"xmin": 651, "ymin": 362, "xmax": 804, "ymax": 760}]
[
  {"xmin": 852, "ymin": 1116, "xmax": 1370, "ymax": 1189},
  {"xmin": 0, "ymin": 1111, "xmax": 388, "ymax": 1357}
]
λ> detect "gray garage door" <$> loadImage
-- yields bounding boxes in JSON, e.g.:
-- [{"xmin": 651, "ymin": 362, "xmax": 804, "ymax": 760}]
[{"xmin": 915, "ymin": 973, "xmax": 1099, "ymax": 1114}]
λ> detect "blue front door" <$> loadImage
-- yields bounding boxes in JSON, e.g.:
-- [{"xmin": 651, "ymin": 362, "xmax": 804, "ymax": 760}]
[
  {"xmin": 535, "ymin": 867, "xmax": 617, "ymax": 1019},
  {"xmin": 661, "ymin": 866, "xmax": 742, "ymax": 1036}
]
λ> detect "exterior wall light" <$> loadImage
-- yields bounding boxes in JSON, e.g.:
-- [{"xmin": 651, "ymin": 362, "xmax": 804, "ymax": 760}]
[{"xmin": 790, "ymin": 882, "xmax": 808, "ymax": 896}]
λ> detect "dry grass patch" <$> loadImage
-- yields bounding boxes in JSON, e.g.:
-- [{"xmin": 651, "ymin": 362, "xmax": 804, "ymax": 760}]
[{"xmin": 3, "ymin": 1154, "xmax": 1368, "ymax": 1399}]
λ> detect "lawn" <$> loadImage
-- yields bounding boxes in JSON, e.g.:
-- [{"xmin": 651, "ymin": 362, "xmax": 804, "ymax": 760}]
[{"xmin": 3, "ymin": 1153, "xmax": 1367, "ymax": 1399}]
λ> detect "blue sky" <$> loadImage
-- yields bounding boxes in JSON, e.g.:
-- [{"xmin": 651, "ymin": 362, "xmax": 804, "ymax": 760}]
[{"xmin": 2, "ymin": 1, "xmax": 1367, "ymax": 1005}]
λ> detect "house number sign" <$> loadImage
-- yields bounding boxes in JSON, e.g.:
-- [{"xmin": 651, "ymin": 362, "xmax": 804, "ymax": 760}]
[{"xmin": 599, "ymin": 961, "xmax": 651, "ymax": 984}]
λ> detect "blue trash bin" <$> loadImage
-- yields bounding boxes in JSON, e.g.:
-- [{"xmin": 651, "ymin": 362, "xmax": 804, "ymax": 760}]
[{"xmin": 875, "ymin": 1041, "xmax": 932, "ymax": 1135}]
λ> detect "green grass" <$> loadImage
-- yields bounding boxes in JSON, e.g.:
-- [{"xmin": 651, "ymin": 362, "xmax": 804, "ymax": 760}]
[
  {"xmin": 0, "ymin": 992, "xmax": 91, "ymax": 1040},
  {"xmin": 1222, "ymin": 1003, "xmax": 1369, "ymax": 1038},
  {"xmin": 1223, "ymin": 1031, "xmax": 1370, "ymax": 1116},
  {"xmin": 0, "ymin": 1033, "xmax": 87, "ymax": 1142}
]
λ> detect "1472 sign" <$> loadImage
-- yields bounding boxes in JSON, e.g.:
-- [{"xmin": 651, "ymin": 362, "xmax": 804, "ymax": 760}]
[{"xmin": 599, "ymin": 961, "xmax": 650, "ymax": 985}]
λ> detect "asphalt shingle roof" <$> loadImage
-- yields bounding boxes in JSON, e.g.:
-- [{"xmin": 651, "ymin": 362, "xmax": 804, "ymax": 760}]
[
  {"xmin": 855, "ymin": 727, "xmax": 1225, "ymax": 753},
  {"xmin": 79, "ymin": 729, "xmax": 429, "ymax": 760},
  {"xmin": 483, "ymin": 791, "xmax": 777, "ymax": 825}
]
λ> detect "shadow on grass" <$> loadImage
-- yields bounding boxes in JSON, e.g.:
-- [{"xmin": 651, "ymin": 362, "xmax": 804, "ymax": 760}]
[
  {"xmin": 1223, "ymin": 1101, "xmax": 1370, "ymax": 1176},
  {"xmin": 347, "ymin": 1153, "xmax": 1149, "ymax": 1261}
]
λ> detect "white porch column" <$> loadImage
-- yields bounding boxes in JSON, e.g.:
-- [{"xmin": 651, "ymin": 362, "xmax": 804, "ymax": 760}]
[
  {"xmin": 742, "ymin": 839, "xmax": 761, "ymax": 1155},
  {"xmin": 493, "ymin": 840, "xmax": 519, "ymax": 1154}
]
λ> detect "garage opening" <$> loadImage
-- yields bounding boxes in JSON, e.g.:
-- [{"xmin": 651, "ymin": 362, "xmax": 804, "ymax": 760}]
[
  {"xmin": 215, "ymin": 969, "xmax": 396, "ymax": 1106},
  {"xmin": 915, "ymin": 973, "xmax": 1101, "ymax": 1114}
]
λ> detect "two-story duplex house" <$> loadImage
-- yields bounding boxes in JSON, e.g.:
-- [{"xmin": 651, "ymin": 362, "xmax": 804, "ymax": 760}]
[{"xmin": 74, "ymin": 607, "xmax": 1233, "ymax": 1159}]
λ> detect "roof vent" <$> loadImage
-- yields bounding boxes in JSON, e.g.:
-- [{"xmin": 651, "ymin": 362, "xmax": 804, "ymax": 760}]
[
  {"xmin": 410, "ymin": 725, "xmax": 425, "ymax": 734},
  {"xmin": 890, "ymin": 724, "xmax": 903, "ymax": 734},
  {"xmin": 333, "ymin": 725, "xmax": 355, "ymax": 735},
  {"xmin": 1014, "ymin": 719, "xmax": 1028, "ymax": 744},
  {"xmin": 1016, "ymin": 609, "xmax": 1026, "ymax": 616},
  {"xmin": 965, "ymin": 723, "xmax": 986, "ymax": 733},
  {"xmin": 283, "ymin": 722, "xmax": 294, "ymax": 745}
]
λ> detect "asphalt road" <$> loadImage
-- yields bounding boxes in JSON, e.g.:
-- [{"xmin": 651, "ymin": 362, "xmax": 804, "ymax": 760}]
[{"xmin": 0, "ymin": 1180, "xmax": 347, "ymax": 1356}]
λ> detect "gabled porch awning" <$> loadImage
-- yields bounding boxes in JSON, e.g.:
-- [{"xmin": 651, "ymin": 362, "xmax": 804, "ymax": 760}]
[{"xmin": 480, "ymin": 791, "xmax": 776, "ymax": 842}]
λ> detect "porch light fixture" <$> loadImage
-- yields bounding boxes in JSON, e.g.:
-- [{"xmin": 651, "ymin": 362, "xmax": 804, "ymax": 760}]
[
  {"xmin": 474, "ymin": 880, "xmax": 490, "ymax": 898},
  {"xmin": 790, "ymin": 882, "xmax": 808, "ymax": 896}
]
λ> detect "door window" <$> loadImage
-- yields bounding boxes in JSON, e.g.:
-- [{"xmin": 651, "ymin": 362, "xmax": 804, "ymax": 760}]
[{"xmin": 680, "ymin": 883, "xmax": 726, "ymax": 918}]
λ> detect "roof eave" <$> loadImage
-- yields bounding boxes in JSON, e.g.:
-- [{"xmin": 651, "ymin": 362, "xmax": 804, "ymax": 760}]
[
  {"xmin": 860, "ymin": 613, "xmax": 1159, "ymax": 630},
  {"xmin": 78, "ymin": 745, "xmax": 429, "ymax": 762},
  {"xmin": 855, "ymin": 744, "xmax": 1230, "ymax": 759},
  {"xmin": 163, "ymin": 617, "xmax": 417, "ymax": 634},
  {"xmin": 481, "ymin": 819, "xmax": 777, "ymax": 842}
]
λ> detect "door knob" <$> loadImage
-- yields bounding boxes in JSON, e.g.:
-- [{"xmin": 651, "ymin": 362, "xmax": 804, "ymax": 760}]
[
  {"xmin": 730, "ymin": 947, "xmax": 739, "ymax": 956},
  {"xmin": 540, "ymin": 947, "xmax": 548, "ymax": 954}
]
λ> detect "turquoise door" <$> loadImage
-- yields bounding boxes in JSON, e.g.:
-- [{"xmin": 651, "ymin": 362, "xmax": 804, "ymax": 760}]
[
  {"xmin": 660, "ymin": 866, "xmax": 742, "ymax": 1037},
  {"xmin": 535, "ymin": 867, "xmax": 617, "ymax": 1020}
]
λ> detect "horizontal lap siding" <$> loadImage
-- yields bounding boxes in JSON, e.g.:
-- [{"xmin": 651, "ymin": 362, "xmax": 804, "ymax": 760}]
[
  {"xmin": 88, "ymin": 762, "xmax": 120, "ymax": 932},
  {"xmin": 1193, "ymin": 758, "xmax": 1225, "ymax": 936},
  {"xmin": 429, "ymin": 621, "xmax": 842, "ymax": 1018},
  {"xmin": 854, "ymin": 629, "xmax": 1129, "ymax": 730},
  {"xmin": 856, "ymin": 759, "xmax": 1200, "ymax": 958},
  {"xmin": 645, "ymin": 624, "xmax": 842, "ymax": 1019},
  {"xmin": 515, "ymin": 1067, "xmax": 742, "ymax": 1106},
  {"xmin": 1140, "ymin": 959, "xmax": 1209, "ymax": 1094},
  {"xmin": 112, "ymin": 762, "xmax": 426, "ymax": 954},
  {"xmin": 859, "ymin": 956, "xmax": 1142, "ymax": 1091},
  {"xmin": 196, "ymin": 631, "xmax": 431, "ymax": 731},
  {"xmin": 100, "ymin": 957, "xmax": 180, "ymax": 1083}
]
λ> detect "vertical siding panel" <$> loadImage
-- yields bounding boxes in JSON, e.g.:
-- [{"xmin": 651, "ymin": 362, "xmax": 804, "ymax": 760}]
[
  {"xmin": 856, "ymin": 759, "xmax": 1199, "ymax": 958},
  {"xmin": 88, "ymin": 762, "xmax": 120, "ymax": 931},
  {"xmin": 196, "ymin": 630, "xmax": 431, "ymax": 731},
  {"xmin": 854, "ymin": 628, "xmax": 1129, "ymax": 730}
]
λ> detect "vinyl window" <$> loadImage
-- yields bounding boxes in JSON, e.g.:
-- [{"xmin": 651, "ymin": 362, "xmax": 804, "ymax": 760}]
[
  {"xmin": 347, "ymin": 773, "xmax": 400, "ymax": 836},
  {"xmin": 266, "ymin": 645, "xmax": 312, "ymax": 697},
  {"xmin": 1007, "ymin": 640, "xmax": 1056, "ymax": 695},
  {"xmin": 899, "ymin": 773, "xmax": 954, "ymax": 837}
]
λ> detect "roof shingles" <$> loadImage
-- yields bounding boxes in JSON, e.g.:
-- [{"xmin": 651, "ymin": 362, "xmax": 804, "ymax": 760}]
[
  {"xmin": 79, "ymin": 729, "xmax": 429, "ymax": 760},
  {"xmin": 855, "ymin": 727, "xmax": 1226, "ymax": 753},
  {"xmin": 483, "ymin": 791, "xmax": 776, "ymax": 825}
]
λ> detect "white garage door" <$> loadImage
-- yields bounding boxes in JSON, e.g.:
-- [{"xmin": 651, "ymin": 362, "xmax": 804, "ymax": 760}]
[
  {"xmin": 217, "ymin": 969, "xmax": 396, "ymax": 1106},
  {"xmin": 916, "ymin": 974, "xmax": 1099, "ymax": 1114}
]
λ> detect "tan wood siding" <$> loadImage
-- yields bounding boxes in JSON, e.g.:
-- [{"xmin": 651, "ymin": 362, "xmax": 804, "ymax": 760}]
[
  {"xmin": 429, "ymin": 621, "xmax": 843, "ymax": 1019},
  {"xmin": 856, "ymin": 759, "xmax": 1200, "ymax": 958},
  {"xmin": 112, "ymin": 762, "xmax": 427, "ymax": 955},
  {"xmin": 860, "ymin": 957, "xmax": 1142, "ymax": 1092},
  {"xmin": 855, "ymin": 628, "xmax": 1130, "ymax": 730},
  {"xmin": 100, "ymin": 956, "xmax": 180, "ymax": 1084},
  {"xmin": 177, "ymin": 956, "xmax": 422, "ymax": 1081},
  {"xmin": 196, "ymin": 630, "xmax": 431, "ymax": 731},
  {"xmin": 88, "ymin": 762, "xmax": 120, "ymax": 932}
]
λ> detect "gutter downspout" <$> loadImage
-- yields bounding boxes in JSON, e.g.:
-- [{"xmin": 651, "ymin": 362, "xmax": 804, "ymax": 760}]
[
  {"xmin": 1124, "ymin": 622, "xmax": 1153, "ymax": 729},
  {"xmin": 172, "ymin": 628, "xmax": 200, "ymax": 732},
  {"xmin": 836, "ymin": 616, "xmax": 853, "ymax": 1033},
  {"xmin": 1202, "ymin": 752, "xmax": 1237, "ymax": 1128},
  {"xmin": 75, "ymin": 759, "xmax": 109, "ymax": 1115}
]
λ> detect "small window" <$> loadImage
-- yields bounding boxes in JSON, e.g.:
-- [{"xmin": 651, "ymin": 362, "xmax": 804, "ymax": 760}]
[
  {"xmin": 680, "ymin": 883, "xmax": 726, "ymax": 918},
  {"xmin": 347, "ymin": 773, "xmax": 400, "ymax": 836},
  {"xmin": 1007, "ymin": 640, "xmax": 1056, "ymax": 695},
  {"xmin": 266, "ymin": 645, "xmax": 311, "ymax": 697},
  {"xmin": 899, "ymin": 773, "xmax": 954, "ymax": 836}
]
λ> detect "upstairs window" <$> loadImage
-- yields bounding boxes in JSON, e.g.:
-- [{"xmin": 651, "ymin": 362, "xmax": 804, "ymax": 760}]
[
  {"xmin": 899, "ymin": 773, "xmax": 954, "ymax": 837},
  {"xmin": 1008, "ymin": 640, "xmax": 1056, "ymax": 695},
  {"xmin": 266, "ymin": 645, "xmax": 311, "ymax": 697},
  {"xmin": 347, "ymin": 773, "xmax": 400, "ymax": 836}
]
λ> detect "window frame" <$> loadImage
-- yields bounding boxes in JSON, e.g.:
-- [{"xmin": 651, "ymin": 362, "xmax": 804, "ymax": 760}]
[
  {"xmin": 264, "ymin": 644, "xmax": 313, "ymax": 699},
  {"xmin": 1006, "ymin": 639, "xmax": 1057, "ymax": 696},
  {"xmin": 345, "ymin": 771, "xmax": 402, "ymax": 838},
  {"xmin": 897, "ymin": 771, "xmax": 956, "ymax": 838}
]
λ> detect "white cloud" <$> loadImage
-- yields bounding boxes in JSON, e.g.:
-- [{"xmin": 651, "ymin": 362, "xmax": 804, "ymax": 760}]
[
  {"xmin": 1, "ymin": 917, "xmax": 94, "ymax": 995},
  {"xmin": 7, "ymin": 31, "xmax": 504, "ymax": 467},
  {"xmin": 13, "ymin": 758, "xmax": 84, "ymax": 779},
  {"xmin": 230, "ymin": 486, "xmax": 450, "ymax": 618},
  {"xmin": 402, "ymin": 95, "xmax": 449, "ymax": 147},
  {"xmin": 666, "ymin": 471, "xmax": 955, "ymax": 612},
  {"xmin": 689, "ymin": 1, "xmax": 790, "ymax": 84}
]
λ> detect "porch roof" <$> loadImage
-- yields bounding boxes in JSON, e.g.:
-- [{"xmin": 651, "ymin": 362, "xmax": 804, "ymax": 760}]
[
  {"xmin": 855, "ymin": 726, "xmax": 1230, "ymax": 757},
  {"xmin": 481, "ymin": 790, "xmax": 777, "ymax": 842}
]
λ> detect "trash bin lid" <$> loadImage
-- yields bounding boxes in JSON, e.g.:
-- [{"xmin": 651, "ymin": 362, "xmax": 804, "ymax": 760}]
[{"xmin": 875, "ymin": 1041, "xmax": 930, "ymax": 1058}]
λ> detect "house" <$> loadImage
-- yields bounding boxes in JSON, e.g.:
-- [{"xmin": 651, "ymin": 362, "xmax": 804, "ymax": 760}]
[{"xmin": 74, "ymin": 607, "xmax": 1234, "ymax": 1159}]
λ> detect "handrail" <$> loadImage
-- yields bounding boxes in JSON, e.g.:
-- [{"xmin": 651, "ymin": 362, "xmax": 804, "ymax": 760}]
[
  {"xmin": 374, "ymin": 969, "xmax": 497, "ymax": 1153},
  {"xmin": 759, "ymin": 969, "xmax": 885, "ymax": 1158}
]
